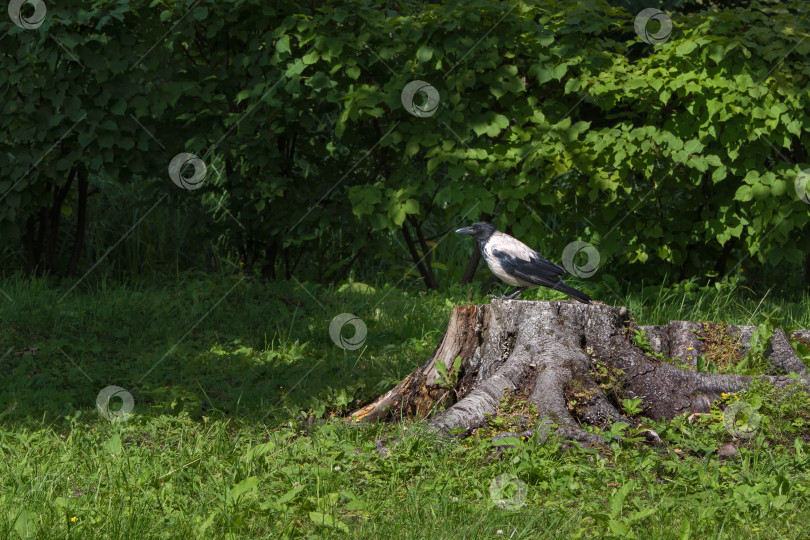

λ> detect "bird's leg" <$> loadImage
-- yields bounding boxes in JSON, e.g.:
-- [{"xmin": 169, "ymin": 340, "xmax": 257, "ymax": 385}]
[
  {"xmin": 504, "ymin": 287, "xmax": 526, "ymax": 299},
  {"xmin": 489, "ymin": 287, "xmax": 526, "ymax": 300}
]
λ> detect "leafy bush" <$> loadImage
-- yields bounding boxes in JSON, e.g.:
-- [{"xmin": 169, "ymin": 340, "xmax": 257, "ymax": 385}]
[{"xmin": 2, "ymin": 0, "xmax": 808, "ymax": 289}]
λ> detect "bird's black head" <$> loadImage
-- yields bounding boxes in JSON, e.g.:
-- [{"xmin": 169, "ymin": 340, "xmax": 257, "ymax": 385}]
[{"xmin": 455, "ymin": 222, "xmax": 497, "ymax": 242}]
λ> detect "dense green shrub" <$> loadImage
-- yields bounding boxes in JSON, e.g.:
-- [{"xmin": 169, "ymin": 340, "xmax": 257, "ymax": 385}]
[{"xmin": 2, "ymin": 0, "xmax": 808, "ymax": 288}]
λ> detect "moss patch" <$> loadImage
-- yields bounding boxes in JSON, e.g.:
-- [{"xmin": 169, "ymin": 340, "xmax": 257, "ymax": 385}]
[
  {"xmin": 477, "ymin": 389, "xmax": 540, "ymax": 439},
  {"xmin": 700, "ymin": 322, "xmax": 744, "ymax": 372}
]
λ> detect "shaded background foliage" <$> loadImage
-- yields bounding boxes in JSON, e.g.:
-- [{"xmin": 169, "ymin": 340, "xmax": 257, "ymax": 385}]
[{"xmin": 1, "ymin": 0, "xmax": 809, "ymax": 293}]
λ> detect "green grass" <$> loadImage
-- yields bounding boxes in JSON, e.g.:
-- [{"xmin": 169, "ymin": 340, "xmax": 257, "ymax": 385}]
[{"xmin": 1, "ymin": 271, "xmax": 810, "ymax": 538}]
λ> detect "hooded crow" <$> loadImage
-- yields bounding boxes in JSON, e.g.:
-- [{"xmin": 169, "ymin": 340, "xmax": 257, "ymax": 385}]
[{"xmin": 456, "ymin": 222, "xmax": 591, "ymax": 303}]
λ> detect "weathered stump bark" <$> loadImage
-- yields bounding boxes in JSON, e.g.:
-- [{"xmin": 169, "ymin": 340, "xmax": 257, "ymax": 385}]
[{"xmin": 351, "ymin": 300, "xmax": 809, "ymax": 445}]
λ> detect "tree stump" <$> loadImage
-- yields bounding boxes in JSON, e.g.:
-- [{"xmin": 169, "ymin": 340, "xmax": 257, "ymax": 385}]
[{"xmin": 351, "ymin": 300, "xmax": 809, "ymax": 444}]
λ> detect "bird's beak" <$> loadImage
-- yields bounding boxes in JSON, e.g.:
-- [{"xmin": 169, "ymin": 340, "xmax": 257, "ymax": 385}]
[{"xmin": 456, "ymin": 226, "xmax": 474, "ymax": 236}]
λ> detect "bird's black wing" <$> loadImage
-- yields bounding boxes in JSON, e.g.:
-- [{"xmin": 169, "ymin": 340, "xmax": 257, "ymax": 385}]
[
  {"xmin": 493, "ymin": 248, "xmax": 591, "ymax": 303},
  {"xmin": 491, "ymin": 248, "xmax": 566, "ymax": 288}
]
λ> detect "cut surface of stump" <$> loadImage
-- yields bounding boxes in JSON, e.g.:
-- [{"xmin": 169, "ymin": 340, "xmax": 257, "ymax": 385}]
[{"xmin": 351, "ymin": 300, "xmax": 809, "ymax": 445}]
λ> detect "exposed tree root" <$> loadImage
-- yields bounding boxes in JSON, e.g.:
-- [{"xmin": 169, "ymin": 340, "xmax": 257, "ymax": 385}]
[{"xmin": 351, "ymin": 301, "xmax": 809, "ymax": 447}]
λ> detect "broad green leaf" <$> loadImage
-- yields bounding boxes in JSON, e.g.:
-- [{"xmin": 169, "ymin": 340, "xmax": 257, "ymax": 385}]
[
  {"xmin": 13, "ymin": 510, "xmax": 36, "ymax": 539},
  {"xmin": 231, "ymin": 476, "xmax": 259, "ymax": 500},
  {"xmin": 676, "ymin": 41, "xmax": 698, "ymax": 55},
  {"xmin": 277, "ymin": 484, "xmax": 305, "ymax": 505},
  {"xmin": 734, "ymin": 185, "xmax": 752, "ymax": 202},
  {"xmin": 309, "ymin": 512, "xmax": 349, "ymax": 532},
  {"xmin": 102, "ymin": 433, "xmax": 122, "ymax": 454},
  {"xmin": 276, "ymin": 35, "xmax": 291, "ymax": 54},
  {"xmin": 609, "ymin": 480, "xmax": 634, "ymax": 518}
]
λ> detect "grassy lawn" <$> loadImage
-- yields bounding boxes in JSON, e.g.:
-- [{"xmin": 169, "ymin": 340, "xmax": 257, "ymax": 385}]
[{"xmin": 1, "ymin": 273, "xmax": 810, "ymax": 538}]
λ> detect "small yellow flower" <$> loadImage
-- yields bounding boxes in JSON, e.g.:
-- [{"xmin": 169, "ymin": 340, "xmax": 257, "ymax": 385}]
[
  {"xmin": 181, "ymin": 390, "xmax": 187, "ymax": 394},
  {"xmin": 739, "ymin": 268, "xmax": 743, "ymax": 273},
  {"xmin": 70, "ymin": 517, "xmax": 78, "ymax": 523},
  {"xmin": 687, "ymin": 347, "xmax": 693, "ymax": 351}
]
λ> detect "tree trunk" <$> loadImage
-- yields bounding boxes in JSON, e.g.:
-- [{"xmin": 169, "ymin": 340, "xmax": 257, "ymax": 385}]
[
  {"xmin": 23, "ymin": 215, "xmax": 38, "ymax": 275},
  {"xmin": 68, "ymin": 171, "xmax": 88, "ymax": 275},
  {"xmin": 401, "ymin": 221, "xmax": 438, "ymax": 290},
  {"xmin": 408, "ymin": 215, "xmax": 439, "ymax": 290},
  {"xmin": 460, "ymin": 212, "xmax": 491, "ymax": 285},
  {"xmin": 805, "ymin": 251, "xmax": 810, "ymax": 285},
  {"xmin": 46, "ymin": 168, "xmax": 75, "ymax": 273},
  {"xmin": 351, "ymin": 300, "xmax": 809, "ymax": 445},
  {"xmin": 263, "ymin": 240, "xmax": 279, "ymax": 280},
  {"xmin": 460, "ymin": 246, "xmax": 481, "ymax": 285}
]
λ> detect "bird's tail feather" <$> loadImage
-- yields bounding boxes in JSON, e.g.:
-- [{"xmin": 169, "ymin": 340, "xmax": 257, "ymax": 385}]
[{"xmin": 552, "ymin": 281, "xmax": 591, "ymax": 304}]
